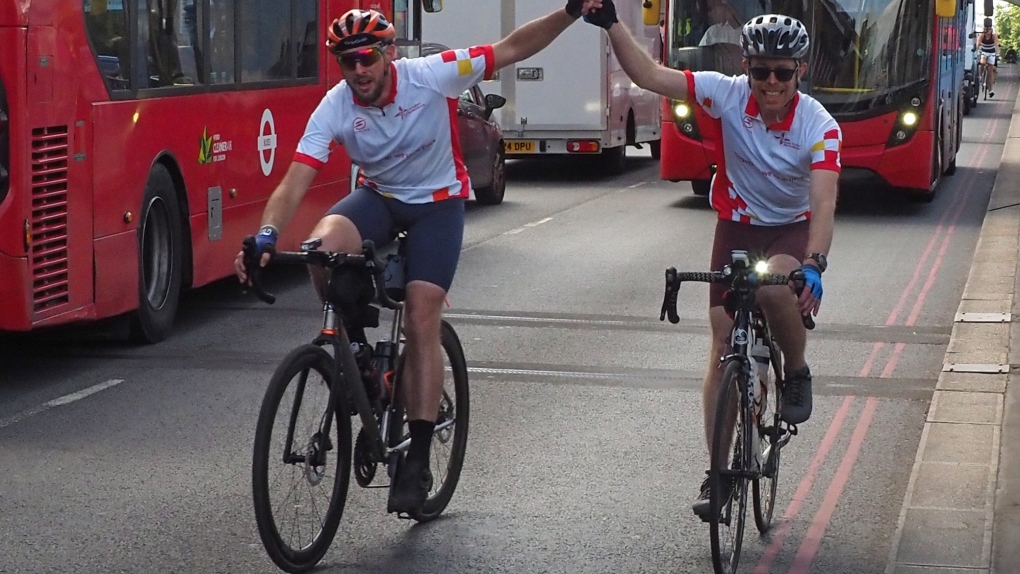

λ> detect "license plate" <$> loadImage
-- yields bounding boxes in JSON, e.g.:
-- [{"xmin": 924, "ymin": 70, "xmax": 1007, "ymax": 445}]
[{"xmin": 504, "ymin": 140, "xmax": 536, "ymax": 153}]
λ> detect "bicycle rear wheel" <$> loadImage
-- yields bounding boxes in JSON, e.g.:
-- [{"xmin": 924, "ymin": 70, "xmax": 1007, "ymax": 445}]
[
  {"xmin": 252, "ymin": 344, "xmax": 352, "ymax": 573},
  {"xmin": 388, "ymin": 320, "xmax": 470, "ymax": 522},
  {"xmin": 753, "ymin": 339, "xmax": 783, "ymax": 533},
  {"xmin": 709, "ymin": 359, "xmax": 751, "ymax": 574}
]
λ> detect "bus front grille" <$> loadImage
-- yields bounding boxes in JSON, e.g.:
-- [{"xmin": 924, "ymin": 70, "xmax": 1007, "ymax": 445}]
[{"xmin": 30, "ymin": 125, "xmax": 70, "ymax": 312}]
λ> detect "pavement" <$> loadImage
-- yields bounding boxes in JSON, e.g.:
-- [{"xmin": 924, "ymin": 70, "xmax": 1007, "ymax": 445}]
[{"xmin": 885, "ymin": 75, "xmax": 1020, "ymax": 573}]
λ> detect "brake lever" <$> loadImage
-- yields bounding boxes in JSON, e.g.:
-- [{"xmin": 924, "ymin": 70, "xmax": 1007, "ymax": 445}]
[
  {"xmin": 241, "ymin": 236, "xmax": 276, "ymax": 304},
  {"xmin": 660, "ymin": 267, "xmax": 680, "ymax": 324},
  {"xmin": 788, "ymin": 269, "xmax": 815, "ymax": 330}
]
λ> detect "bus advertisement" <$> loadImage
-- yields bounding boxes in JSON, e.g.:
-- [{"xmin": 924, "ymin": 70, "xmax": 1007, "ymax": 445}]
[
  {"xmin": 652, "ymin": 0, "xmax": 967, "ymax": 201},
  {"xmin": 0, "ymin": 0, "xmax": 438, "ymax": 342}
]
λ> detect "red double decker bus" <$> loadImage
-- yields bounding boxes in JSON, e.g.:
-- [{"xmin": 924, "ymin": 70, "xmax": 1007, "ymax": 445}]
[
  {"xmin": 0, "ymin": 0, "xmax": 437, "ymax": 342},
  {"xmin": 649, "ymin": 0, "xmax": 966, "ymax": 201}
]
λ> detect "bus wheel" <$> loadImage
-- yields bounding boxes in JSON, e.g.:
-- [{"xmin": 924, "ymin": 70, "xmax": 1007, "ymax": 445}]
[
  {"xmin": 649, "ymin": 139, "xmax": 661, "ymax": 160},
  {"xmin": 130, "ymin": 164, "xmax": 184, "ymax": 343}
]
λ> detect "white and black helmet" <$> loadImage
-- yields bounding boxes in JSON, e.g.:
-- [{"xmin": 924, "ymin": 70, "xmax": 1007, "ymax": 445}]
[{"xmin": 741, "ymin": 14, "xmax": 810, "ymax": 60}]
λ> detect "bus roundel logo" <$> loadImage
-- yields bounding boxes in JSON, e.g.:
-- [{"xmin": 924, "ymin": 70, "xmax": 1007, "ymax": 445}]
[{"xmin": 259, "ymin": 109, "xmax": 278, "ymax": 176}]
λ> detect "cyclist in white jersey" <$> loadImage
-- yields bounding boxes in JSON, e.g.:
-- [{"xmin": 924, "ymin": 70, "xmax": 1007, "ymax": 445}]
[
  {"xmin": 978, "ymin": 18, "xmax": 1000, "ymax": 98},
  {"xmin": 235, "ymin": 2, "xmax": 601, "ymax": 515},
  {"xmin": 583, "ymin": 2, "xmax": 840, "ymax": 520}
]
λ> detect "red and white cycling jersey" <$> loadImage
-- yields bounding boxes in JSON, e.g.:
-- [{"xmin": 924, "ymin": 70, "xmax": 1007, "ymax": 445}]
[
  {"xmin": 295, "ymin": 46, "xmax": 495, "ymax": 204},
  {"xmin": 684, "ymin": 71, "xmax": 842, "ymax": 225}
]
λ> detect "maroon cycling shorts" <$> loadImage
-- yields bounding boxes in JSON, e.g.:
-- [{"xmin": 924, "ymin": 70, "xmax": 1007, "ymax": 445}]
[{"xmin": 709, "ymin": 219, "xmax": 809, "ymax": 308}]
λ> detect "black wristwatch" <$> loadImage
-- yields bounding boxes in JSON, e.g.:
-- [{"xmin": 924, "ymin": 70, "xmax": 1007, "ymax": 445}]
[{"xmin": 805, "ymin": 253, "xmax": 828, "ymax": 273}]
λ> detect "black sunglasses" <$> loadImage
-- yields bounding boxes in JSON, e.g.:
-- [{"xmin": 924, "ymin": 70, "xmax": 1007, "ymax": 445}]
[
  {"xmin": 749, "ymin": 66, "xmax": 798, "ymax": 82},
  {"xmin": 336, "ymin": 46, "xmax": 384, "ymax": 71}
]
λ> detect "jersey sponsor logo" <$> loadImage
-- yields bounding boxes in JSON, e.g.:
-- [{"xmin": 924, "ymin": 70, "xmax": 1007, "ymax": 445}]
[
  {"xmin": 395, "ymin": 103, "xmax": 426, "ymax": 120},
  {"xmin": 743, "ymin": 115, "xmax": 754, "ymax": 129},
  {"xmin": 353, "ymin": 117, "xmax": 369, "ymax": 133},
  {"xmin": 775, "ymin": 132, "xmax": 801, "ymax": 150}
]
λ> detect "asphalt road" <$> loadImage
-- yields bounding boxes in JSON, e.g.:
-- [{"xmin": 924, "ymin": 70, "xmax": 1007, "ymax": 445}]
[{"xmin": 0, "ymin": 74, "xmax": 1015, "ymax": 574}]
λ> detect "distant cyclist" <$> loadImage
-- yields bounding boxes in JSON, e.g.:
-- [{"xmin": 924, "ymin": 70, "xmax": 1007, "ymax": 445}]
[
  {"xmin": 978, "ymin": 17, "xmax": 1000, "ymax": 98},
  {"xmin": 235, "ymin": 1, "xmax": 599, "ymax": 515},
  {"xmin": 582, "ymin": 2, "xmax": 840, "ymax": 520}
]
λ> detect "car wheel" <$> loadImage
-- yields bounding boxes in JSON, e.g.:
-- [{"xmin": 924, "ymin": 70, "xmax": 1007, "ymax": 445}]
[{"xmin": 474, "ymin": 147, "xmax": 506, "ymax": 205}]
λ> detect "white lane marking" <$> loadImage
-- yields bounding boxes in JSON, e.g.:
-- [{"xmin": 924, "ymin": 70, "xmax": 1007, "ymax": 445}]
[
  {"xmin": 503, "ymin": 216, "xmax": 554, "ymax": 237},
  {"xmin": 445, "ymin": 312, "xmax": 637, "ymax": 326},
  {"xmin": 0, "ymin": 379, "xmax": 124, "ymax": 429},
  {"xmin": 524, "ymin": 217, "xmax": 553, "ymax": 227}
]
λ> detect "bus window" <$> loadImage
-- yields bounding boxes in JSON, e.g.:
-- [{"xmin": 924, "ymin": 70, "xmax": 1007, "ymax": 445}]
[
  {"xmin": 144, "ymin": 0, "xmax": 195, "ymax": 87},
  {"xmin": 209, "ymin": 0, "xmax": 235, "ymax": 84},
  {"xmin": 84, "ymin": 0, "xmax": 131, "ymax": 90},
  {"xmin": 241, "ymin": 0, "xmax": 304, "ymax": 81},
  {"xmin": 295, "ymin": 0, "xmax": 319, "ymax": 78}
]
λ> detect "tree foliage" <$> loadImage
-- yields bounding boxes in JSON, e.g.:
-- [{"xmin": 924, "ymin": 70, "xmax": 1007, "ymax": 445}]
[{"xmin": 996, "ymin": 3, "xmax": 1020, "ymax": 54}]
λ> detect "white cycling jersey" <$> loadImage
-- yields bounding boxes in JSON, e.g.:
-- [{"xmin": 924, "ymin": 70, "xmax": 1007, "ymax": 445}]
[
  {"xmin": 685, "ymin": 70, "xmax": 842, "ymax": 225},
  {"xmin": 295, "ymin": 45, "xmax": 495, "ymax": 203}
]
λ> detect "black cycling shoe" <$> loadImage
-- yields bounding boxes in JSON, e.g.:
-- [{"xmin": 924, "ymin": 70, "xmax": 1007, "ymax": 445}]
[
  {"xmin": 692, "ymin": 473, "xmax": 734, "ymax": 522},
  {"xmin": 781, "ymin": 365, "xmax": 813, "ymax": 424},
  {"xmin": 387, "ymin": 456, "xmax": 433, "ymax": 515}
]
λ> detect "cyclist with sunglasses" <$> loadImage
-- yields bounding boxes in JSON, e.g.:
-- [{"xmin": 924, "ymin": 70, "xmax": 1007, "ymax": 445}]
[
  {"xmin": 583, "ymin": 3, "xmax": 840, "ymax": 520},
  {"xmin": 235, "ymin": 2, "xmax": 602, "ymax": 516}
]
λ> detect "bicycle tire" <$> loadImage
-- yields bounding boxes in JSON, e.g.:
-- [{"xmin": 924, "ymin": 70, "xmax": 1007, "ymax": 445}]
[
  {"xmin": 709, "ymin": 359, "xmax": 751, "ymax": 574},
  {"xmin": 389, "ymin": 320, "xmax": 470, "ymax": 522},
  {"xmin": 753, "ymin": 338, "xmax": 783, "ymax": 533},
  {"xmin": 252, "ymin": 344, "xmax": 352, "ymax": 573}
]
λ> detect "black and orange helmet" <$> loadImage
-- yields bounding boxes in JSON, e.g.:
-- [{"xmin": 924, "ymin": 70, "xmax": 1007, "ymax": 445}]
[{"xmin": 326, "ymin": 9, "xmax": 396, "ymax": 53}]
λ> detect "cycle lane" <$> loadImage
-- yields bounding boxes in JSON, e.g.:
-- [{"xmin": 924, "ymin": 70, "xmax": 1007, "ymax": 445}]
[{"xmin": 884, "ymin": 67, "xmax": 1020, "ymax": 574}]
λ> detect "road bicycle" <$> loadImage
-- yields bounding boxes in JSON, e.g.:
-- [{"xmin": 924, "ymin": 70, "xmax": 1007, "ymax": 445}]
[
  {"xmin": 242, "ymin": 233, "xmax": 469, "ymax": 573},
  {"xmin": 659, "ymin": 250, "xmax": 812, "ymax": 574}
]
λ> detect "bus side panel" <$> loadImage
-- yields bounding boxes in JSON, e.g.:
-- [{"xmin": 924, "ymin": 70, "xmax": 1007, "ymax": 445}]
[
  {"xmin": 190, "ymin": 85, "xmax": 348, "ymax": 289},
  {"xmin": 25, "ymin": 22, "xmax": 96, "ymax": 324}
]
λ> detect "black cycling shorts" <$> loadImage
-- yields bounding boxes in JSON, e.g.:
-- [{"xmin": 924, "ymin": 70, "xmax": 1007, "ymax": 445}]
[
  {"xmin": 709, "ymin": 218, "xmax": 809, "ymax": 308},
  {"xmin": 326, "ymin": 187, "xmax": 465, "ymax": 292}
]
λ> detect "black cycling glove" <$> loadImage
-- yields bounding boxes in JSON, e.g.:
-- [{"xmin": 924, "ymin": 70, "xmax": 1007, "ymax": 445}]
[
  {"xmin": 565, "ymin": 0, "xmax": 584, "ymax": 18},
  {"xmin": 584, "ymin": 0, "xmax": 618, "ymax": 29}
]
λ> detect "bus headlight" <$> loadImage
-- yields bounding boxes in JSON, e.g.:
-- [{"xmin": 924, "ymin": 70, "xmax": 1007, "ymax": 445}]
[
  {"xmin": 887, "ymin": 109, "xmax": 921, "ymax": 148},
  {"xmin": 671, "ymin": 100, "xmax": 701, "ymax": 141}
]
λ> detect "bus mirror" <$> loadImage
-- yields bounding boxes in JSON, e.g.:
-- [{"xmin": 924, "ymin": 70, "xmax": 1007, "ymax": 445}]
[
  {"xmin": 423, "ymin": 0, "xmax": 443, "ymax": 12},
  {"xmin": 642, "ymin": 0, "xmax": 661, "ymax": 26},
  {"xmin": 935, "ymin": 0, "xmax": 954, "ymax": 18}
]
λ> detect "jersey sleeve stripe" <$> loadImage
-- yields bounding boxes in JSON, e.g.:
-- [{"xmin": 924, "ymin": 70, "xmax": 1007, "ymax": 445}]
[
  {"xmin": 684, "ymin": 70, "xmax": 696, "ymax": 101},
  {"xmin": 294, "ymin": 151, "xmax": 325, "ymax": 169},
  {"xmin": 440, "ymin": 50, "xmax": 457, "ymax": 63},
  {"xmin": 811, "ymin": 141, "xmax": 825, "ymax": 153},
  {"xmin": 470, "ymin": 45, "xmax": 496, "ymax": 80}
]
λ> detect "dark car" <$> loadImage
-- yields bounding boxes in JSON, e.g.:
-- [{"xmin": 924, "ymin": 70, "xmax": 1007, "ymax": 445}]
[{"xmin": 420, "ymin": 42, "xmax": 508, "ymax": 205}]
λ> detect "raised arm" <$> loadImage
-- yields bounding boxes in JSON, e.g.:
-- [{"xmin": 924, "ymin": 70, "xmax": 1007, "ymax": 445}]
[
  {"xmin": 586, "ymin": 0, "xmax": 690, "ymax": 101},
  {"xmin": 491, "ymin": 3, "xmax": 581, "ymax": 70}
]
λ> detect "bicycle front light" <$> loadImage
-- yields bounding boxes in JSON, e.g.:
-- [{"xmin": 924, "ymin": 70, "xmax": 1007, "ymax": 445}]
[{"xmin": 754, "ymin": 261, "xmax": 769, "ymax": 274}]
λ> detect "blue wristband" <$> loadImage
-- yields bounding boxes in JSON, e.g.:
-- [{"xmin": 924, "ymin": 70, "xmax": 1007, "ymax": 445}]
[
  {"xmin": 800, "ymin": 264, "xmax": 823, "ymax": 300},
  {"xmin": 255, "ymin": 225, "xmax": 278, "ymax": 255}
]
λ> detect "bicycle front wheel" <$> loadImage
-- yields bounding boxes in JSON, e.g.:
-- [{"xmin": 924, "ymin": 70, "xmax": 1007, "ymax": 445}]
[
  {"xmin": 709, "ymin": 359, "xmax": 751, "ymax": 574},
  {"xmin": 389, "ymin": 320, "xmax": 470, "ymax": 522},
  {"xmin": 252, "ymin": 344, "xmax": 352, "ymax": 573}
]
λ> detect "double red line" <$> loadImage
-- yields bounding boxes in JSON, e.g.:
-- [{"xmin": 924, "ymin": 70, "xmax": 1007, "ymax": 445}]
[{"xmin": 751, "ymin": 87, "xmax": 1009, "ymax": 573}]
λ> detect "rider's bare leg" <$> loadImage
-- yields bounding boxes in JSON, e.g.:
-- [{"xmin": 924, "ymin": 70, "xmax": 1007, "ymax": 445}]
[
  {"xmin": 307, "ymin": 214, "xmax": 363, "ymax": 302},
  {"xmin": 400, "ymin": 280, "xmax": 446, "ymax": 423},
  {"xmin": 755, "ymin": 254, "xmax": 808, "ymax": 372},
  {"xmin": 703, "ymin": 306, "xmax": 737, "ymax": 457}
]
